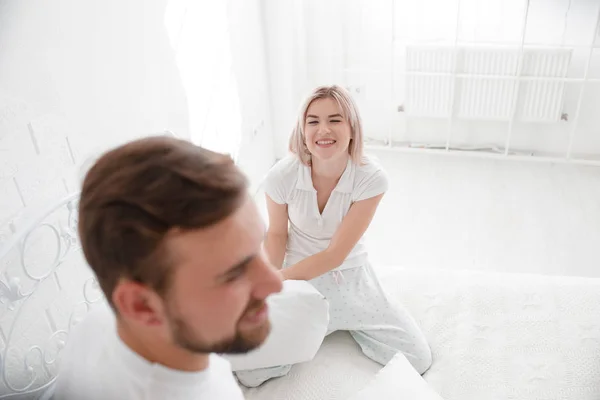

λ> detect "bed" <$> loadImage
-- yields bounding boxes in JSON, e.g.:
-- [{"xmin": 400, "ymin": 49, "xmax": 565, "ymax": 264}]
[
  {"xmin": 1, "ymin": 194, "xmax": 600, "ymax": 399},
  {"xmin": 243, "ymin": 267, "xmax": 600, "ymax": 400}
]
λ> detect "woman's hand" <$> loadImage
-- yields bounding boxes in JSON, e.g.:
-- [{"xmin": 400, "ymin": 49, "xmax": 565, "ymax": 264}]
[
  {"xmin": 282, "ymin": 193, "xmax": 385, "ymax": 281},
  {"xmin": 278, "ymin": 269, "xmax": 287, "ymax": 281},
  {"xmin": 279, "ymin": 268, "xmax": 293, "ymax": 281}
]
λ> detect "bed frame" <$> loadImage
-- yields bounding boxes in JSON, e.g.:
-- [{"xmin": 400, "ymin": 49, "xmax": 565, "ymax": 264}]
[{"xmin": 0, "ymin": 193, "xmax": 104, "ymax": 399}]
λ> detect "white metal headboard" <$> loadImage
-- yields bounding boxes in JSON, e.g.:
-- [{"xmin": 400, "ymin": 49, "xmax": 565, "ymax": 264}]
[{"xmin": 0, "ymin": 193, "xmax": 105, "ymax": 399}]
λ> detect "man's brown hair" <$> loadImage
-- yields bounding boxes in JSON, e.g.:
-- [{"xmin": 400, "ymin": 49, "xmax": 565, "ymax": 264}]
[{"xmin": 78, "ymin": 136, "xmax": 248, "ymax": 307}]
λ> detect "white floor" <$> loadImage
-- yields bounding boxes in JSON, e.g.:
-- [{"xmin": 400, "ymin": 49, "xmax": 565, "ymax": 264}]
[{"xmin": 367, "ymin": 149, "xmax": 600, "ymax": 278}]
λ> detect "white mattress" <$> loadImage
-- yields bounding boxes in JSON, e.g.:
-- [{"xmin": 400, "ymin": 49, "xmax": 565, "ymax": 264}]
[{"xmin": 243, "ymin": 267, "xmax": 600, "ymax": 400}]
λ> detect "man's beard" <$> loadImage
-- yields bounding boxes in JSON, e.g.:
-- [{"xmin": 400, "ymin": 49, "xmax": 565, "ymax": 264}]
[{"xmin": 167, "ymin": 299, "xmax": 271, "ymax": 355}]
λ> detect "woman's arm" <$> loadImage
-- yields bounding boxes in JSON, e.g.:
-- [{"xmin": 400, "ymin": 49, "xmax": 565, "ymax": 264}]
[
  {"xmin": 264, "ymin": 194, "xmax": 289, "ymax": 269},
  {"xmin": 282, "ymin": 193, "xmax": 384, "ymax": 281}
]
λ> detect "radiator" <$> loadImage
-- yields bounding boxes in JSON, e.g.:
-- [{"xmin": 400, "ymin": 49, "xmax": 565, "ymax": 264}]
[{"xmin": 405, "ymin": 46, "xmax": 572, "ymax": 122}]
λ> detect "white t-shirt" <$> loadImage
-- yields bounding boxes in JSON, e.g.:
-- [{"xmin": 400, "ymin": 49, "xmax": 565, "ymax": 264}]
[
  {"xmin": 263, "ymin": 155, "xmax": 388, "ymax": 270},
  {"xmin": 54, "ymin": 306, "xmax": 244, "ymax": 400}
]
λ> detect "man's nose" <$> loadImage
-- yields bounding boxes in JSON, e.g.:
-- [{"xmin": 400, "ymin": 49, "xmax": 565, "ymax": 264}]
[{"xmin": 253, "ymin": 258, "xmax": 283, "ymax": 299}]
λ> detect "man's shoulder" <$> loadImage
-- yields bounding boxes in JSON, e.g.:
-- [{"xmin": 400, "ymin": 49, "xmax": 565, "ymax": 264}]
[
  {"xmin": 54, "ymin": 304, "xmax": 118, "ymax": 398},
  {"xmin": 68, "ymin": 304, "xmax": 116, "ymax": 346},
  {"xmin": 207, "ymin": 354, "xmax": 245, "ymax": 398},
  {"xmin": 59, "ymin": 303, "xmax": 115, "ymax": 361}
]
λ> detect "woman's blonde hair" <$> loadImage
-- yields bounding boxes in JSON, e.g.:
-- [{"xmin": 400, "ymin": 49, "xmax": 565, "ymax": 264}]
[{"xmin": 289, "ymin": 85, "xmax": 364, "ymax": 165}]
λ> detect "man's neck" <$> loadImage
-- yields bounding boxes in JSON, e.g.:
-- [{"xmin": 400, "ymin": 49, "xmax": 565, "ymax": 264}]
[{"xmin": 117, "ymin": 321, "xmax": 210, "ymax": 372}]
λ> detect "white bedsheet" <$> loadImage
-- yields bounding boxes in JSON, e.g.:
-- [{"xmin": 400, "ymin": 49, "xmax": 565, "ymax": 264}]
[{"xmin": 243, "ymin": 267, "xmax": 600, "ymax": 400}]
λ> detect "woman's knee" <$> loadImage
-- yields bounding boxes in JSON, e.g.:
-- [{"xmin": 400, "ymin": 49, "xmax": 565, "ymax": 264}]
[{"xmin": 412, "ymin": 336, "xmax": 432, "ymax": 375}]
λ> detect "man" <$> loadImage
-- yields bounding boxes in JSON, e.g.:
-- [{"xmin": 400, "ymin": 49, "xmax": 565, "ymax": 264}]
[{"xmin": 54, "ymin": 136, "xmax": 283, "ymax": 399}]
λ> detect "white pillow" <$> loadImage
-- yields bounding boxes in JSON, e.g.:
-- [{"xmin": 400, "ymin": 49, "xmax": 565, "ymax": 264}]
[
  {"xmin": 349, "ymin": 352, "xmax": 444, "ymax": 400},
  {"xmin": 224, "ymin": 280, "xmax": 329, "ymax": 371}
]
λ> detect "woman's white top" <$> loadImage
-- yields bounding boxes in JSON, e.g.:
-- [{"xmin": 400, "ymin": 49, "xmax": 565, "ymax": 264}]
[{"xmin": 263, "ymin": 155, "xmax": 388, "ymax": 271}]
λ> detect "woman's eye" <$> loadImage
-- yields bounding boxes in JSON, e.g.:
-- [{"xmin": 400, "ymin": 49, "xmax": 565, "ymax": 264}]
[
  {"xmin": 307, "ymin": 121, "xmax": 318, "ymax": 125},
  {"xmin": 330, "ymin": 119, "xmax": 341, "ymax": 123}
]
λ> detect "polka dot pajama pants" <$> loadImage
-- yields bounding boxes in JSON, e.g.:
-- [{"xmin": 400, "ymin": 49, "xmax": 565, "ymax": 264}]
[{"xmin": 235, "ymin": 264, "xmax": 432, "ymax": 388}]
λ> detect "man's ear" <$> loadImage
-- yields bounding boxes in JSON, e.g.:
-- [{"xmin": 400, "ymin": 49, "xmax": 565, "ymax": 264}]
[{"xmin": 112, "ymin": 280, "xmax": 166, "ymax": 327}]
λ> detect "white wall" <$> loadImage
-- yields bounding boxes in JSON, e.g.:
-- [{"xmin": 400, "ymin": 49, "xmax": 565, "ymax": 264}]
[
  {"xmin": 0, "ymin": 0, "xmax": 190, "ymax": 231},
  {"xmin": 388, "ymin": 0, "xmax": 600, "ymax": 157},
  {"xmin": 264, "ymin": 0, "xmax": 600, "ymax": 158}
]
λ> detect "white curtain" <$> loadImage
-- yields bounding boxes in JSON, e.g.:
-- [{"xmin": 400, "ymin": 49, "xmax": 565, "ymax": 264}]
[{"xmin": 165, "ymin": 0, "xmax": 243, "ymax": 160}]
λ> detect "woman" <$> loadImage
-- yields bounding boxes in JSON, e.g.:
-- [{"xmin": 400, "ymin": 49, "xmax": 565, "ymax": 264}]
[{"xmin": 236, "ymin": 85, "xmax": 431, "ymax": 387}]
